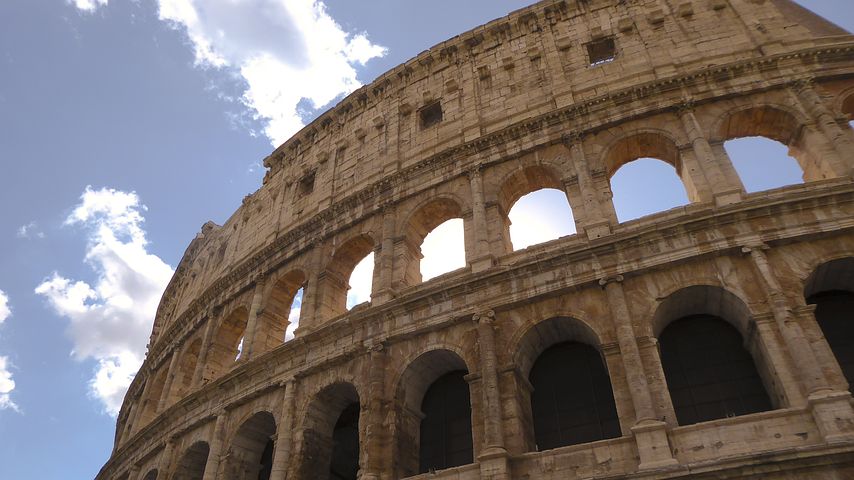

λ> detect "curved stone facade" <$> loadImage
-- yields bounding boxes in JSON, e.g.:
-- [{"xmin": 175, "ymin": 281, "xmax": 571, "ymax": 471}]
[{"xmin": 99, "ymin": 1, "xmax": 854, "ymax": 479}]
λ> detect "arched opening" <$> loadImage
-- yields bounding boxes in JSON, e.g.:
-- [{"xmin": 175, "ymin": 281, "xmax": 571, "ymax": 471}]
[
  {"xmin": 508, "ymin": 189, "xmax": 575, "ymax": 250},
  {"xmin": 659, "ymin": 315, "xmax": 772, "ymax": 426},
  {"xmin": 419, "ymin": 371, "xmax": 472, "ymax": 473},
  {"xmin": 724, "ymin": 137, "xmax": 803, "ymax": 192},
  {"xmin": 717, "ymin": 105, "xmax": 829, "ymax": 187},
  {"xmin": 610, "ymin": 159, "xmax": 690, "ymax": 222},
  {"xmin": 403, "ymin": 198, "xmax": 467, "ymax": 286},
  {"xmin": 259, "ymin": 270, "xmax": 306, "ymax": 350},
  {"xmin": 529, "ymin": 342, "xmax": 620, "ymax": 450},
  {"xmin": 204, "ymin": 307, "xmax": 249, "ymax": 382},
  {"xmin": 421, "ymin": 219, "xmax": 466, "ymax": 281},
  {"xmin": 141, "ymin": 469, "xmax": 158, "ymax": 480},
  {"xmin": 172, "ymin": 441, "xmax": 209, "ymax": 480},
  {"xmin": 169, "ymin": 337, "xmax": 202, "ymax": 404},
  {"xmin": 224, "ymin": 411, "xmax": 277, "ymax": 480},
  {"xmin": 299, "ymin": 382, "xmax": 361, "ymax": 480},
  {"xmin": 138, "ymin": 366, "xmax": 169, "ymax": 428},
  {"xmin": 319, "ymin": 235, "xmax": 375, "ymax": 319},
  {"xmin": 805, "ymin": 257, "xmax": 854, "ymax": 389},
  {"xmin": 514, "ymin": 316, "xmax": 620, "ymax": 452},
  {"xmin": 498, "ymin": 165, "xmax": 576, "ymax": 251},
  {"xmin": 604, "ymin": 132, "xmax": 691, "ymax": 223},
  {"xmin": 394, "ymin": 349, "xmax": 473, "ymax": 477}
]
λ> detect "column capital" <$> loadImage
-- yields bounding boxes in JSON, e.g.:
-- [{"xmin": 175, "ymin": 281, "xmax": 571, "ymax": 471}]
[
  {"xmin": 466, "ymin": 162, "xmax": 485, "ymax": 180},
  {"xmin": 472, "ymin": 309, "xmax": 496, "ymax": 325},
  {"xmin": 789, "ymin": 77, "xmax": 816, "ymax": 93},
  {"xmin": 675, "ymin": 98, "xmax": 696, "ymax": 115},
  {"xmin": 741, "ymin": 243, "xmax": 770, "ymax": 255},
  {"xmin": 598, "ymin": 274, "xmax": 624, "ymax": 287},
  {"xmin": 562, "ymin": 130, "xmax": 586, "ymax": 146}
]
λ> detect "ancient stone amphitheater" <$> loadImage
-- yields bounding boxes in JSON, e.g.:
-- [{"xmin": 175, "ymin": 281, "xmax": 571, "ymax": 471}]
[{"xmin": 98, "ymin": 0, "xmax": 854, "ymax": 479}]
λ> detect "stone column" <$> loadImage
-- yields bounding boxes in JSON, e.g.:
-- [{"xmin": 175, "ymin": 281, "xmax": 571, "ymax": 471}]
[
  {"xmin": 361, "ymin": 343, "xmax": 389, "ymax": 479},
  {"xmin": 131, "ymin": 369, "xmax": 157, "ymax": 432},
  {"xmin": 600, "ymin": 275, "xmax": 677, "ymax": 470},
  {"xmin": 242, "ymin": 277, "xmax": 267, "ymax": 361},
  {"xmin": 128, "ymin": 464, "xmax": 140, "ymax": 480},
  {"xmin": 269, "ymin": 381, "xmax": 297, "ymax": 480},
  {"xmin": 676, "ymin": 101, "xmax": 743, "ymax": 205},
  {"xmin": 791, "ymin": 79, "xmax": 854, "ymax": 175},
  {"xmin": 372, "ymin": 206, "xmax": 397, "ymax": 305},
  {"xmin": 157, "ymin": 350, "xmax": 181, "ymax": 412},
  {"xmin": 752, "ymin": 313, "xmax": 805, "ymax": 407},
  {"xmin": 744, "ymin": 244, "xmax": 854, "ymax": 442},
  {"xmin": 473, "ymin": 310, "xmax": 510, "ymax": 480},
  {"xmin": 468, "ymin": 165, "xmax": 495, "ymax": 272},
  {"xmin": 563, "ymin": 133, "xmax": 615, "ymax": 239},
  {"xmin": 160, "ymin": 438, "xmax": 178, "ymax": 479},
  {"xmin": 192, "ymin": 310, "xmax": 220, "ymax": 389},
  {"xmin": 203, "ymin": 412, "xmax": 227, "ymax": 480}
]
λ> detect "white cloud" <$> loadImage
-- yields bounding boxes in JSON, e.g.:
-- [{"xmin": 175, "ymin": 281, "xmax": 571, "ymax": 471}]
[
  {"xmin": 35, "ymin": 187, "xmax": 174, "ymax": 416},
  {"xmin": 70, "ymin": 0, "xmax": 108, "ymax": 11},
  {"xmin": 0, "ymin": 291, "xmax": 17, "ymax": 412},
  {"xmin": 68, "ymin": 1, "xmax": 386, "ymax": 144},
  {"xmin": 17, "ymin": 221, "xmax": 45, "ymax": 239},
  {"xmin": 158, "ymin": 0, "xmax": 388, "ymax": 145},
  {"xmin": 0, "ymin": 356, "xmax": 18, "ymax": 413},
  {"xmin": 0, "ymin": 290, "xmax": 10, "ymax": 326}
]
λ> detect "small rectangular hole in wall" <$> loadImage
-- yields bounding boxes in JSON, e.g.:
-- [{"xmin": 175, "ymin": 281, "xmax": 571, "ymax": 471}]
[
  {"xmin": 587, "ymin": 37, "xmax": 616, "ymax": 66},
  {"xmin": 419, "ymin": 101, "xmax": 443, "ymax": 129},
  {"xmin": 298, "ymin": 173, "xmax": 315, "ymax": 196}
]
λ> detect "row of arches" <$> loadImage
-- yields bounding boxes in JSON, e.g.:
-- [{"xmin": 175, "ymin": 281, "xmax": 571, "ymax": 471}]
[{"xmin": 127, "ymin": 256, "xmax": 854, "ymax": 478}]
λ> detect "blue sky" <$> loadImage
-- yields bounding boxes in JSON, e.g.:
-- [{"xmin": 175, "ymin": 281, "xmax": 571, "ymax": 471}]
[{"xmin": 0, "ymin": 1, "xmax": 850, "ymax": 479}]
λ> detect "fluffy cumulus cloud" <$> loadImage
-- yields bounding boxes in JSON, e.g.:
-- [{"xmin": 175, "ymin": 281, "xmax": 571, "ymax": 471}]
[
  {"xmin": 69, "ymin": 0, "xmax": 109, "ymax": 11},
  {"xmin": 0, "ymin": 290, "xmax": 18, "ymax": 412},
  {"xmin": 70, "ymin": 0, "xmax": 387, "ymax": 145},
  {"xmin": 35, "ymin": 187, "xmax": 174, "ymax": 416}
]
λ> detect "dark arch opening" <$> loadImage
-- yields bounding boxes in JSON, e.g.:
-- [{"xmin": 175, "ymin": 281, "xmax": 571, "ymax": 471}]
[
  {"xmin": 205, "ymin": 307, "xmax": 249, "ymax": 382},
  {"xmin": 529, "ymin": 342, "xmax": 620, "ymax": 451},
  {"xmin": 805, "ymin": 257, "xmax": 854, "ymax": 389},
  {"xmin": 660, "ymin": 315, "xmax": 772, "ymax": 426},
  {"xmin": 141, "ymin": 469, "xmax": 158, "ymax": 480},
  {"xmin": 259, "ymin": 269, "xmax": 306, "ymax": 350},
  {"xmin": 299, "ymin": 382, "xmax": 361, "ymax": 480},
  {"xmin": 226, "ymin": 411, "xmax": 277, "ymax": 480},
  {"xmin": 172, "ymin": 441, "xmax": 209, "ymax": 480},
  {"xmin": 419, "ymin": 371, "xmax": 473, "ymax": 473},
  {"xmin": 330, "ymin": 402, "xmax": 360, "ymax": 480}
]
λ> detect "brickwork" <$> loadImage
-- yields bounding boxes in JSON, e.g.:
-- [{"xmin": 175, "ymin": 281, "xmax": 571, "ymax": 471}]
[{"xmin": 99, "ymin": 1, "xmax": 854, "ymax": 478}]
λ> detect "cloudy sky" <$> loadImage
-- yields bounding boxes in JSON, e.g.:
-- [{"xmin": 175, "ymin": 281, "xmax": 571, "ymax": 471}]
[{"xmin": 0, "ymin": 1, "xmax": 850, "ymax": 478}]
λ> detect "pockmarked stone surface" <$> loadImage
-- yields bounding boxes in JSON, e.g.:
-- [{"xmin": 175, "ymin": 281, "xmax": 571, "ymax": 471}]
[{"xmin": 98, "ymin": 1, "xmax": 854, "ymax": 478}]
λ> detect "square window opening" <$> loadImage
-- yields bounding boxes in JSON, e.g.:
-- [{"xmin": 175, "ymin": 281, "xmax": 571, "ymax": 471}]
[
  {"xmin": 587, "ymin": 37, "xmax": 616, "ymax": 66},
  {"xmin": 298, "ymin": 173, "xmax": 315, "ymax": 196},
  {"xmin": 419, "ymin": 102, "xmax": 443, "ymax": 129}
]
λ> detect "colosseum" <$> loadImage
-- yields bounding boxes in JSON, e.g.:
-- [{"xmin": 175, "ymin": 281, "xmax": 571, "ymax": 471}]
[{"xmin": 98, "ymin": 0, "xmax": 854, "ymax": 478}]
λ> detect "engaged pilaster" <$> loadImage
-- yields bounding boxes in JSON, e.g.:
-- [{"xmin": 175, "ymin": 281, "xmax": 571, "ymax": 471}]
[{"xmin": 473, "ymin": 310, "xmax": 510, "ymax": 479}]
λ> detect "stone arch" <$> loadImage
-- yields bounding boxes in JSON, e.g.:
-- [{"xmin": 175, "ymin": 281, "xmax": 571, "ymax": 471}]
[
  {"xmin": 223, "ymin": 411, "xmax": 277, "ymax": 480},
  {"xmin": 399, "ymin": 195, "xmax": 468, "ymax": 286},
  {"xmin": 393, "ymin": 348, "xmax": 473, "ymax": 477},
  {"xmin": 496, "ymin": 164, "xmax": 577, "ymax": 251},
  {"xmin": 137, "ymin": 365, "xmax": 169, "ymax": 429},
  {"xmin": 257, "ymin": 269, "xmax": 307, "ymax": 351},
  {"xmin": 511, "ymin": 316, "xmax": 620, "ymax": 452},
  {"xmin": 168, "ymin": 336, "xmax": 202, "ymax": 404},
  {"xmin": 804, "ymin": 257, "xmax": 854, "ymax": 390},
  {"xmin": 654, "ymin": 286, "xmax": 776, "ymax": 425},
  {"xmin": 600, "ymin": 130, "xmax": 694, "ymax": 221},
  {"xmin": 171, "ymin": 441, "xmax": 209, "ymax": 480},
  {"xmin": 296, "ymin": 381, "xmax": 361, "ymax": 480},
  {"xmin": 839, "ymin": 88, "xmax": 854, "ymax": 120},
  {"xmin": 141, "ymin": 469, "xmax": 158, "ymax": 480},
  {"xmin": 712, "ymin": 103, "xmax": 833, "ymax": 183},
  {"xmin": 205, "ymin": 306, "xmax": 249, "ymax": 381},
  {"xmin": 317, "ymin": 233, "xmax": 376, "ymax": 320}
]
